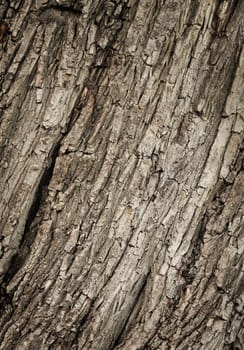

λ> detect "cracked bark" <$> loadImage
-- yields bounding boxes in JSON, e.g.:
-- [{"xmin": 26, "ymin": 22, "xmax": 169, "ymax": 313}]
[{"xmin": 0, "ymin": 0, "xmax": 243, "ymax": 349}]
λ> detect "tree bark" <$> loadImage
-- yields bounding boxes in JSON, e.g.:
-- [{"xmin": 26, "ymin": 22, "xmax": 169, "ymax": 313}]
[{"xmin": 0, "ymin": 1, "xmax": 243, "ymax": 349}]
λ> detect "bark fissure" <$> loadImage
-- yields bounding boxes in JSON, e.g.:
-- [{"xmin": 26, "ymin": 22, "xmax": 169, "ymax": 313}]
[{"xmin": 4, "ymin": 142, "xmax": 61, "ymax": 284}]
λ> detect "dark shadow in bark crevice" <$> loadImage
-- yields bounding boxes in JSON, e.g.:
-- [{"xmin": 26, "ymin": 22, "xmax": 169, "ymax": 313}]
[
  {"xmin": 112, "ymin": 270, "xmax": 151, "ymax": 350},
  {"xmin": 2, "ymin": 142, "xmax": 61, "ymax": 286}
]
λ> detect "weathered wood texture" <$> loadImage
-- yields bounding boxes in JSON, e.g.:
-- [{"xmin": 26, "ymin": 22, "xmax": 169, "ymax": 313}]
[{"xmin": 0, "ymin": 0, "xmax": 243, "ymax": 349}]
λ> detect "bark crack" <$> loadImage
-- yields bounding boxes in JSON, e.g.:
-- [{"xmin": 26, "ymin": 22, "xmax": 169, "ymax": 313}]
[{"xmin": 2, "ymin": 142, "xmax": 60, "ymax": 285}]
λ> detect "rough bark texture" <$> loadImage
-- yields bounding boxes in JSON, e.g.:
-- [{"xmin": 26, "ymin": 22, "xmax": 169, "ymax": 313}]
[{"xmin": 0, "ymin": 0, "xmax": 243, "ymax": 349}]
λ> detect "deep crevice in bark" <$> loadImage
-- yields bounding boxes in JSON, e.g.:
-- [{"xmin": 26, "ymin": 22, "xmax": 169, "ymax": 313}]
[
  {"xmin": 0, "ymin": 283, "xmax": 13, "ymax": 319},
  {"xmin": 2, "ymin": 142, "xmax": 61, "ymax": 285},
  {"xmin": 181, "ymin": 215, "xmax": 206, "ymax": 285},
  {"xmin": 112, "ymin": 270, "xmax": 151, "ymax": 350},
  {"xmin": 39, "ymin": 4, "xmax": 84, "ymax": 16}
]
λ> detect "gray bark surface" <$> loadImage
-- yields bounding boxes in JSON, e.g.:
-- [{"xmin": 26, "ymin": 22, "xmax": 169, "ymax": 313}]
[{"xmin": 0, "ymin": 1, "xmax": 243, "ymax": 349}]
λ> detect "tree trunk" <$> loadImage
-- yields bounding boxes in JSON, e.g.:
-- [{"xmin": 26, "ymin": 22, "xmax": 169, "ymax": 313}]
[{"xmin": 0, "ymin": 1, "xmax": 243, "ymax": 349}]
